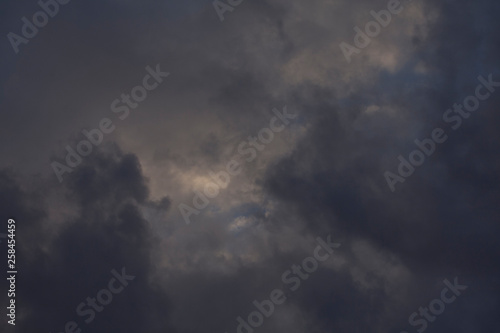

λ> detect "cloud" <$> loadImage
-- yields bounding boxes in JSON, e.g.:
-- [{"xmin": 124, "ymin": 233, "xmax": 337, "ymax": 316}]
[{"xmin": 1, "ymin": 0, "xmax": 500, "ymax": 332}]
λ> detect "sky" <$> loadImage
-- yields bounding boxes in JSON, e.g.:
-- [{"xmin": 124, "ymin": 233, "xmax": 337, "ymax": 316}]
[{"xmin": 0, "ymin": 0, "xmax": 500, "ymax": 332}]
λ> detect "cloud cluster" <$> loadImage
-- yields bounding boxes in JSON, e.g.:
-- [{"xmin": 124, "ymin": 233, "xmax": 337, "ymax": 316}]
[{"xmin": 1, "ymin": 0, "xmax": 500, "ymax": 332}]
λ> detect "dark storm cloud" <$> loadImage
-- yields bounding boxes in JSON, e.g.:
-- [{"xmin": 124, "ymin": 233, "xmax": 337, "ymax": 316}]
[
  {"xmin": 1, "ymin": 0, "xmax": 500, "ymax": 332},
  {"xmin": 0, "ymin": 145, "xmax": 175, "ymax": 333},
  {"xmin": 261, "ymin": 0, "xmax": 500, "ymax": 331}
]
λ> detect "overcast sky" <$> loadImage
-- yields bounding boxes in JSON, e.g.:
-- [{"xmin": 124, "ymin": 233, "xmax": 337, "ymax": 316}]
[{"xmin": 1, "ymin": 0, "xmax": 500, "ymax": 332}]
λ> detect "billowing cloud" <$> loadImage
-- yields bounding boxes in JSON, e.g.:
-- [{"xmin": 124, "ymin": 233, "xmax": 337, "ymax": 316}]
[{"xmin": 1, "ymin": 0, "xmax": 499, "ymax": 332}]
